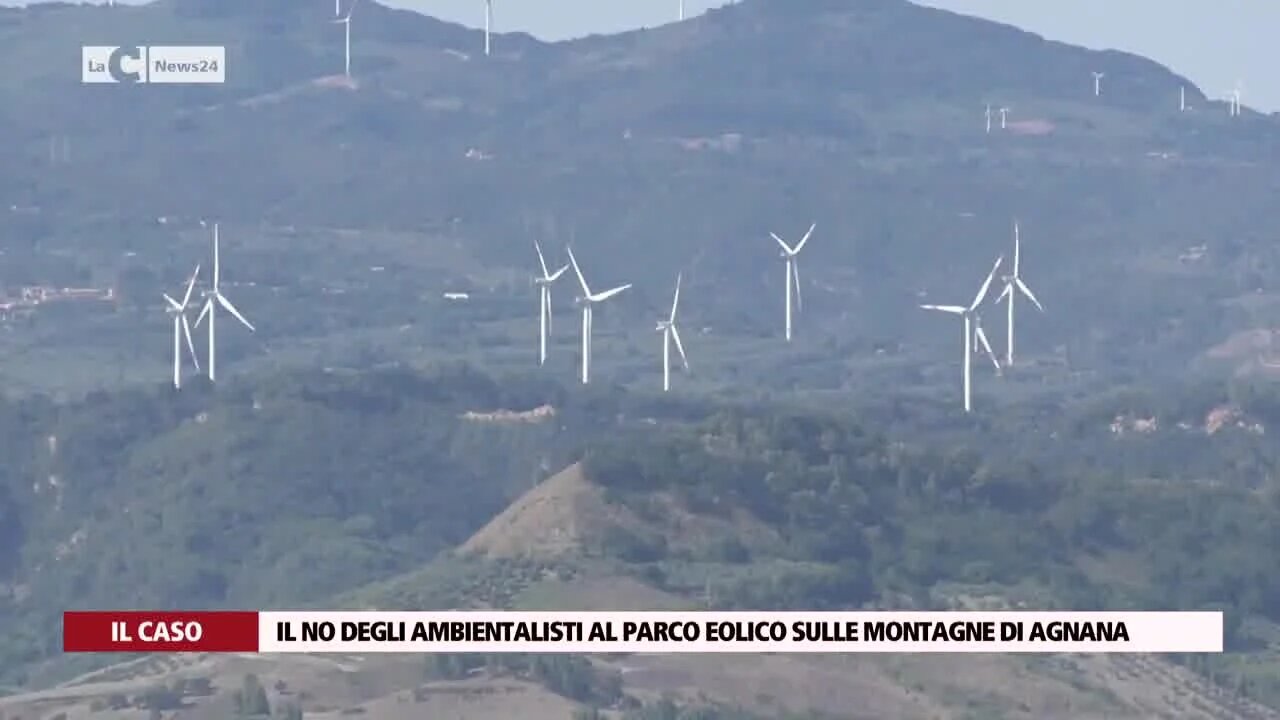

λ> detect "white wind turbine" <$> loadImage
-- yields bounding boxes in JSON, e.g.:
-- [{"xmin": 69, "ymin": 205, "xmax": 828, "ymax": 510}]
[
  {"xmin": 193, "ymin": 223, "xmax": 256, "ymax": 383},
  {"xmin": 921, "ymin": 256, "xmax": 1003, "ymax": 413},
  {"xmin": 1092, "ymin": 71, "xmax": 1105, "ymax": 97},
  {"xmin": 163, "ymin": 264, "xmax": 201, "ymax": 390},
  {"xmin": 995, "ymin": 221, "xmax": 1044, "ymax": 367},
  {"xmin": 998, "ymin": 106, "xmax": 1010, "ymax": 129},
  {"xmin": 1228, "ymin": 81, "xmax": 1243, "ymax": 116},
  {"xmin": 567, "ymin": 247, "xmax": 631, "ymax": 385},
  {"xmin": 656, "ymin": 273, "xmax": 689, "ymax": 392},
  {"xmin": 333, "ymin": 0, "xmax": 357, "ymax": 78},
  {"xmin": 984, "ymin": 104, "xmax": 992, "ymax": 133},
  {"xmin": 483, "ymin": 0, "xmax": 492, "ymax": 56},
  {"xmin": 533, "ymin": 241, "xmax": 569, "ymax": 367},
  {"xmin": 770, "ymin": 222, "xmax": 815, "ymax": 342}
]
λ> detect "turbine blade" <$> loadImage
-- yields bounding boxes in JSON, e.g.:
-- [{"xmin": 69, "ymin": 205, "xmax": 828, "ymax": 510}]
[
  {"xmin": 671, "ymin": 324, "xmax": 689, "ymax": 369},
  {"xmin": 920, "ymin": 304, "xmax": 966, "ymax": 314},
  {"xmin": 1016, "ymin": 277, "xmax": 1044, "ymax": 312},
  {"xmin": 217, "ymin": 293, "xmax": 255, "ymax": 332},
  {"xmin": 970, "ymin": 255, "xmax": 1003, "ymax": 310},
  {"xmin": 181, "ymin": 315, "xmax": 200, "ymax": 370},
  {"xmin": 194, "ymin": 298, "xmax": 212, "ymax": 327},
  {"xmin": 181, "ymin": 263, "xmax": 201, "ymax": 308},
  {"xmin": 163, "ymin": 293, "xmax": 181, "ymax": 311},
  {"xmin": 592, "ymin": 284, "xmax": 631, "ymax": 302},
  {"xmin": 670, "ymin": 272, "xmax": 681, "ymax": 323},
  {"xmin": 212, "ymin": 223, "xmax": 220, "ymax": 290},
  {"xmin": 770, "ymin": 232, "xmax": 794, "ymax": 254},
  {"xmin": 548, "ymin": 264, "xmax": 569, "ymax": 282},
  {"xmin": 1012, "ymin": 222, "xmax": 1021, "ymax": 276},
  {"xmin": 791, "ymin": 260, "xmax": 802, "ymax": 311},
  {"xmin": 566, "ymin": 246, "xmax": 591, "ymax": 296},
  {"xmin": 995, "ymin": 282, "xmax": 1012, "ymax": 304},
  {"xmin": 976, "ymin": 326, "xmax": 1000, "ymax": 369},
  {"xmin": 534, "ymin": 240, "xmax": 550, "ymax": 278},
  {"xmin": 545, "ymin": 288, "xmax": 554, "ymax": 334},
  {"xmin": 793, "ymin": 222, "xmax": 816, "ymax": 253}
]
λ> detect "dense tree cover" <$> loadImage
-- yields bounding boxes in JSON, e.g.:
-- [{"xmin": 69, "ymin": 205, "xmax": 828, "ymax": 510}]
[
  {"xmin": 582, "ymin": 397, "xmax": 1280, "ymax": 636},
  {"xmin": 0, "ymin": 366, "xmax": 587, "ymax": 682},
  {"xmin": 426, "ymin": 653, "xmax": 621, "ymax": 707}
]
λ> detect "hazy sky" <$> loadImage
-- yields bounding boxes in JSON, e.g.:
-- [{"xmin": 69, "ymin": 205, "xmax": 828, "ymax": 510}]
[{"xmin": 11, "ymin": 0, "xmax": 1277, "ymax": 112}]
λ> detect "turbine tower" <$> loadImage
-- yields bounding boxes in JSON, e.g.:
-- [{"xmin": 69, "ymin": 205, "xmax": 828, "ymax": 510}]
[
  {"xmin": 1092, "ymin": 71, "xmax": 1104, "ymax": 97},
  {"xmin": 656, "ymin": 273, "xmax": 689, "ymax": 392},
  {"xmin": 193, "ymin": 223, "xmax": 256, "ymax": 383},
  {"xmin": 533, "ymin": 241, "xmax": 569, "ymax": 366},
  {"xmin": 984, "ymin": 104, "xmax": 992, "ymax": 133},
  {"xmin": 998, "ymin": 106, "xmax": 1010, "ymax": 129},
  {"xmin": 921, "ymin": 256, "xmax": 1003, "ymax": 413},
  {"xmin": 567, "ymin": 246, "xmax": 631, "ymax": 385},
  {"xmin": 484, "ymin": 0, "xmax": 492, "ymax": 56},
  {"xmin": 679, "ymin": 0, "xmax": 685, "ymax": 21},
  {"xmin": 163, "ymin": 265, "xmax": 201, "ymax": 389},
  {"xmin": 333, "ymin": 0, "xmax": 357, "ymax": 78},
  {"xmin": 995, "ymin": 221, "xmax": 1044, "ymax": 367},
  {"xmin": 770, "ymin": 222, "xmax": 815, "ymax": 342}
]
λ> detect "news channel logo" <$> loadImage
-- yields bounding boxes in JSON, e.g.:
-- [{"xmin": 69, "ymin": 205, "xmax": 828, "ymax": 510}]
[{"xmin": 82, "ymin": 45, "xmax": 225, "ymax": 84}]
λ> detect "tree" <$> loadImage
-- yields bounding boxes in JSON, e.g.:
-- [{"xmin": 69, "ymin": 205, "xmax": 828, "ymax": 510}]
[{"xmin": 234, "ymin": 674, "xmax": 271, "ymax": 718}]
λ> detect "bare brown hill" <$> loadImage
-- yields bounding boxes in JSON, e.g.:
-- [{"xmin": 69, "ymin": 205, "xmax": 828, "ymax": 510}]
[{"xmin": 458, "ymin": 461, "xmax": 783, "ymax": 562}]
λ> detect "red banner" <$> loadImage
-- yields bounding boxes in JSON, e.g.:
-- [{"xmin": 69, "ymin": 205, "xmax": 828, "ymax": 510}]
[{"xmin": 63, "ymin": 611, "xmax": 259, "ymax": 652}]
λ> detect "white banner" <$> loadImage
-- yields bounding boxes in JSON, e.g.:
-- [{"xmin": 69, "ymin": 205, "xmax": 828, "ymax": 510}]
[{"xmin": 257, "ymin": 610, "xmax": 1223, "ymax": 654}]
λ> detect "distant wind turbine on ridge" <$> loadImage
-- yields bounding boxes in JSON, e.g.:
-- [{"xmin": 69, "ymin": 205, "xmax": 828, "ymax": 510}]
[
  {"xmin": 567, "ymin": 246, "xmax": 631, "ymax": 385},
  {"xmin": 999, "ymin": 106, "xmax": 1010, "ymax": 129},
  {"xmin": 163, "ymin": 264, "xmax": 201, "ymax": 389},
  {"xmin": 483, "ymin": 0, "xmax": 492, "ymax": 56},
  {"xmin": 921, "ymin": 256, "xmax": 1003, "ymax": 413},
  {"xmin": 770, "ymin": 223, "xmax": 815, "ymax": 342},
  {"xmin": 193, "ymin": 223, "xmax": 256, "ymax": 383},
  {"xmin": 533, "ymin": 241, "xmax": 569, "ymax": 367},
  {"xmin": 995, "ymin": 221, "xmax": 1044, "ymax": 367},
  {"xmin": 333, "ymin": 0, "xmax": 357, "ymax": 78},
  {"xmin": 1092, "ymin": 71, "xmax": 1105, "ymax": 97},
  {"xmin": 656, "ymin": 273, "xmax": 689, "ymax": 392}
]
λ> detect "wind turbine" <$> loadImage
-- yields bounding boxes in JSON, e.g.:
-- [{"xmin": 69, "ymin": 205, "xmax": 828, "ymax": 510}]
[
  {"xmin": 998, "ymin": 106, "xmax": 1010, "ymax": 129},
  {"xmin": 193, "ymin": 223, "xmax": 256, "ymax": 383},
  {"xmin": 333, "ymin": 0, "xmax": 356, "ymax": 78},
  {"xmin": 533, "ymin": 241, "xmax": 569, "ymax": 367},
  {"xmin": 770, "ymin": 222, "xmax": 815, "ymax": 342},
  {"xmin": 656, "ymin": 273, "xmax": 689, "ymax": 392},
  {"xmin": 1092, "ymin": 71, "xmax": 1105, "ymax": 97},
  {"xmin": 163, "ymin": 265, "xmax": 201, "ymax": 390},
  {"xmin": 1229, "ymin": 81, "xmax": 1243, "ymax": 116},
  {"xmin": 984, "ymin": 104, "xmax": 992, "ymax": 134},
  {"xmin": 921, "ymin": 256, "xmax": 1003, "ymax": 413},
  {"xmin": 567, "ymin": 246, "xmax": 631, "ymax": 385},
  {"xmin": 483, "ymin": 0, "xmax": 492, "ymax": 56},
  {"xmin": 995, "ymin": 221, "xmax": 1044, "ymax": 367},
  {"xmin": 1180, "ymin": 86, "xmax": 1187, "ymax": 111}
]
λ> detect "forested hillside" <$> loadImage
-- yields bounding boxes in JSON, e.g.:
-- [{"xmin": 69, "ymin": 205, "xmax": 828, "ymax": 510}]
[{"xmin": 5, "ymin": 363, "xmax": 1279, "ymax": 706}]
